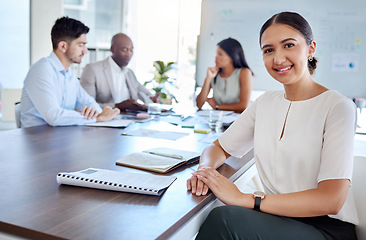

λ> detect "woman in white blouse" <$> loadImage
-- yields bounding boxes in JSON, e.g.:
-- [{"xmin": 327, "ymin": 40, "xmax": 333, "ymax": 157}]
[{"xmin": 188, "ymin": 12, "xmax": 358, "ymax": 240}]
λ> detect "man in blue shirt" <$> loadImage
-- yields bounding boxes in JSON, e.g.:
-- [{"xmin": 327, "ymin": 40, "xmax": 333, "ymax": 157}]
[{"xmin": 20, "ymin": 17, "xmax": 120, "ymax": 128}]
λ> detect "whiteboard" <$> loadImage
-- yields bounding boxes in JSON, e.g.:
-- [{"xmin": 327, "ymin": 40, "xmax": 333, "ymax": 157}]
[{"xmin": 196, "ymin": 0, "xmax": 366, "ymax": 99}]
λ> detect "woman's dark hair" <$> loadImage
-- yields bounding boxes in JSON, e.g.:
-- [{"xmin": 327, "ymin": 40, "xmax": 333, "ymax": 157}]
[
  {"xmin": 259, "ymin": 12, "xmax": 317, "ymax": 75},
  {"xmin": 214, "ymin": 38, "xmax": 253, "ymax": 83},
  {"xmin": 51, "ymin": 16, "xmax": 90, "ymax": 50}
]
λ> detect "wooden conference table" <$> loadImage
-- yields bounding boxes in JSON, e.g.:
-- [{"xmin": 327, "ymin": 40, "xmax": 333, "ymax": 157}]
[{"xmin": 0, "ymin": 120, "xmax": 254, "ymax": 240}]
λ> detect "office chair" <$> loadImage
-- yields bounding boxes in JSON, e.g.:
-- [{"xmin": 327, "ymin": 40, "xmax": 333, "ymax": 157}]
[
  {"xmin": 14, "ymin": 102, "xmax": 21, "ymax": 128},
  {"xmin": 353, "ymin": 156, "xmax": 366, "ymax": 240}
]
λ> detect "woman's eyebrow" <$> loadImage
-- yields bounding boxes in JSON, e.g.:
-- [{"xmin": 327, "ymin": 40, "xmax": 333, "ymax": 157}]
[
  {"xmin": 281, "ymin": 38, "xmax": 297, "ymax": 43},
  {"xmin": 261, "ymin": 38, "xmax": 297, "ymax": 50},
  {"xmin": 261, "ymin": 44, "xmax": 272, "ymax": 50}
]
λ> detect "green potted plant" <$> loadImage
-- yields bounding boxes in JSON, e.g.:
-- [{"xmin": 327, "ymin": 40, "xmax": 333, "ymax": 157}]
[{"xmin": 144, "ymin": 60, "xmax": 178, "ymax": 104}]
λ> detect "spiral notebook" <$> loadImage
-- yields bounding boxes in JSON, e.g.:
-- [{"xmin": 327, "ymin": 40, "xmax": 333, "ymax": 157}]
[{"xmin": 57, "ymin": 168, "xmax": 176, "ymax": 196}]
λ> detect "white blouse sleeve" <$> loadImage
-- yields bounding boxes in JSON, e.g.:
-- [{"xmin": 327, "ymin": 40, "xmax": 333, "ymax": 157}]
[
  {"xmin": 318, "ymin": 98, "xmax": 357, "ymax": 182},
  {"xmin": 218, "ymin": 98, "xmax": 257, "ymax": 158}
]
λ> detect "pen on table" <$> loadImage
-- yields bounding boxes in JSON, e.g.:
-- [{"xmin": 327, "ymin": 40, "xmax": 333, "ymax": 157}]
[
  {"xmin": 147, "ymin": 152, "xmax": 183, "ymax": 159},
  {"xmin": 181, "ymin": 115, "xmax": 193, "ymax": 121}
]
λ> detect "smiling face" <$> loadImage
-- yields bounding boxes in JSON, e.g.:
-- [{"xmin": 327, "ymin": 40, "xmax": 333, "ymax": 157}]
[
  {"xmin": 215, "ymin": 46, "xmax": 233, "ymax": 69},
  {"xmin": 260, "ymin": 23, "xmax": 315, "ymax": 86}
]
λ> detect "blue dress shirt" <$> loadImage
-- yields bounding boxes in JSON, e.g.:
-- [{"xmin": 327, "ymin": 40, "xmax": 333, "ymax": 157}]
[{"xmin": 20, "ymin": 52, "xmax": 103, "ymax": 128}]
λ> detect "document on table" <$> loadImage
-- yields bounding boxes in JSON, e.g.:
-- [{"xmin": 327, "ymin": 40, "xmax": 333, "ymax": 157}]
[
  {"xmin": 200, "ymin": 132, "xmax": 223, "ymax": 143},
  {"xmin": 195, "ymin": 110, "xmax": 240, "ymax": 126},
  {"xmin": 85, "ymin": 119, "xmax": 135, "ymax": 128},
  {"xmin": 159, "ymin": 110, "xmax": 240, "ymax": 128},
  {"xmin": 122, "ymin": 128, "xmax": 189, "ymax": 140},
  {"xmin": 195, "ymin": 110, "xmax": 234, "ymax": 117},
  {"xmin": 159, "ymin": 115, "xmax": 196, "ymax": 128}
]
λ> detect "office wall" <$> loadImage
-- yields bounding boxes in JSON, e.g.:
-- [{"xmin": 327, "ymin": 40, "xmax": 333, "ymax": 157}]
[
  {"xmin": 196, "ymin": 0, "xmax": 366, "ymax": 99},
  {"xmin": 0, "ymin": 1, "xmax": 62, "ymax": 90},
  {"xmin": 31, "ymin": 0, "xmax": 63, "ymax": 64},
  {"xmin": 0, "ymin": 1, "xmax": 29, "ymax": 89}
]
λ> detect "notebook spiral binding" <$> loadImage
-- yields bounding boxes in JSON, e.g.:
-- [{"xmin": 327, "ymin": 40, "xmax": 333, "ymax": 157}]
[{"xmin": 57, "ymin": 173, "xmax": 157, "ymax": 193}]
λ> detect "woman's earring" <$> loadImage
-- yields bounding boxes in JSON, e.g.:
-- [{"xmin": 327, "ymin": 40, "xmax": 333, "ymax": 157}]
[{"xmin": 308, "ymin": 56, "xmax": 314, "ymax": 62}]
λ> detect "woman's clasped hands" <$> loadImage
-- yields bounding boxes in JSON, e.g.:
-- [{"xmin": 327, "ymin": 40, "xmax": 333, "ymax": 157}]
[{"xmin": 188, "ymin": 166, "xmax": 246, "ymax": 206}]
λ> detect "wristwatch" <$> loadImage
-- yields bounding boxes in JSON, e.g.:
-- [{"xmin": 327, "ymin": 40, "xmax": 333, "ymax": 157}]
[
  {"xmin": 253, "ymin": 191, "xmax": 265, "ymax": 211},
  {"xmin": 215, "ymin": 105, "xmax": 219, "ymax": 110}
]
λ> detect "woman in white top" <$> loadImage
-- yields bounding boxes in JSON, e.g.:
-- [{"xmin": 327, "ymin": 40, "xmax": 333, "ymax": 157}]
[
  {"xmin": 188, "ymin": 12, "xmax": 358, "ymax": 240},
  {"xmin": 196, "ymin": 38, "xmax": 253, "ymax": 113}
]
